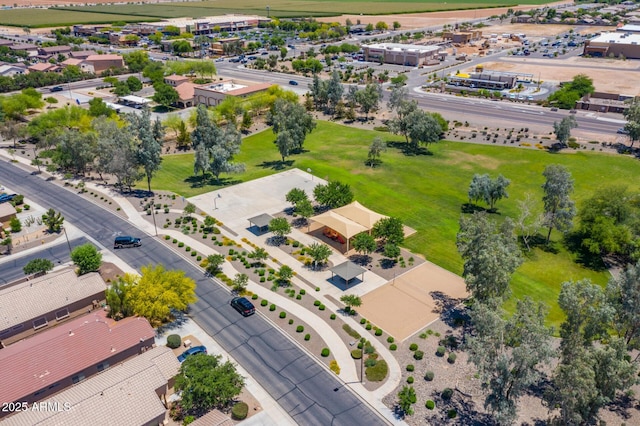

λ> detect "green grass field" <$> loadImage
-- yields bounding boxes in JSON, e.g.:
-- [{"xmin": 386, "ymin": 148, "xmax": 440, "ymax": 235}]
[
  {"xmin": 0, "ymin": 0, "xmax": 549, "ymax": 27},
  {"xmin": 148, "ymin": 121, "xmax": 638, "ymax": 325}
]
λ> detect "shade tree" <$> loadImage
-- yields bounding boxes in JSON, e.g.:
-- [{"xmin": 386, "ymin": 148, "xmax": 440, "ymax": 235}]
[
  {"xmin": 542, "ymin": 164, "xmax": 576, "ymax": 243},
  {"xmin": 313, "ymin": 180, "xmax": 354, "ymax": 209},
  {"xmin": 372, "ymin": 217, "xmax": 404, "ymax": 246},
  {"xmin": 467, "ymin": 173, "xmax": 511, "ymax": 211},
  {"xmin": 268, "ymin": 98, "xmax": 316, "ymax": 161},
  {"xmin": 70, "ymin": 243, "xmax": 103, "ymax": 275},
  {"xmin": 306, "ymin": 242, "xmax": 332, "ymax": 269}
]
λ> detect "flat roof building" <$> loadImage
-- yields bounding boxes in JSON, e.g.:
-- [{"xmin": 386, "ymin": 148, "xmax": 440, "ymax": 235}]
[
  {"xmin": 584, "ymin": 32, "xmax": 640, "ymax": 59},
  {"xmin": 362, "ymin": 43, "xmax": 442, "ymax": 66},
  {"xmin": 0, "ymin": 310, "xmax": 155, "ymax": 415},
  {"xmin": 194, "ymin": 79, "xmax": 272, "ymax": 107},
  {"xmin": 2, "ymin": 346, "xmax": 179, "ymax": 426},
  {"xmin": 0, "ymin": 269, "xmax": 106, "ymax": 345}
]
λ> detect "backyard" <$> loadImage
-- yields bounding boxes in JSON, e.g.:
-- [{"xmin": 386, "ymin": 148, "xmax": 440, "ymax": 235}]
[{"xmin": 147, "ymin": 121, "xmax": 640, "ymax": 325}]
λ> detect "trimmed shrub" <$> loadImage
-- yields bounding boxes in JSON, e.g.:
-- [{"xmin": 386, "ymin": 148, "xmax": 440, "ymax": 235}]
[
  {"xmin": 321, "ymin": 348, "xmax": 330, "ymax": 357},
  {"xmin": 166, "ymin": 334, "xmax": 181, "ymax": 349},
  {"xmin": 375, "ymin": 328, "xmax": 383, "ymax": 336},
  {"xmin": 351, "ymin": 349, "xmax": 362, "ymax": 359},
  {"xmin": 387, "ymin": 336, "xmax": 394, "ymax": 343},
  {"xmin": 407, "ymin": 376, "xmax": 414, "ymax": 384},
  {"xmin": 426, "ymin": 400, "xmax": 435, "ymax": 410},
  {"xmin": 279, "ymin": 311, "xmax": 286, "ymax": 318},
  {"xmin": 304, "ymin": 333, "xmax": 311, "ymax": 341},
  {"xmin": 448, "ymin": 353, "xmax": 457, "ymax": 364},
  {"xmin": 424, "ymin": 371, "xmax": 434, "ymax": 381},
  {"xmin": 299, "ymin": 289, "xmax": 306, "ymax": 295},
  {"xmin": 436, "ymin": 346, "xmax": 446, "ymax": 357},
  {"xmin": 260, "ymin": 299, "xmax": 268, "ymax": 307},
  {"xmin": 330, "ymin": 314, "xmax": 336, "ymax": 320},
  {"xmin": 288, "ymin": 319, "xmax": 294, "ymax": 325},
  {"xmin": 319, "ymin": 304, "xmax": 325, "ymax": 311},
  {"xmin": 231, "ymin": 402, "xmax": 249, "ymax": 420},
  {"xmin": 269, "ymin": 304, "xmax": 276, "ymax": 311},
  {"xmin": 414, "ymin": 350, "xmax": 424, "ymax": 360},
  {"xmin": 389, "ymin": 344, "xmax": 397, "ymax": 351},
  {"xmin": 365, "ymin": 359, "xmax": 388, "ymax": 382},
  {"xmin": 296, "ymin": 325, "xmax": 304, "ymax": 333},
  {"xmin": 164, "ymin": 235, "xmax": 170, "ymax": 240},
  {"xmin": 296, "ymin": 294, "xmax": 301, "ymax": 300},
  {"xmin": 360, "ymin": 318, "xmax": 366, "ymax": 324},
  {"xmin": 448, "ymin": 409, "xmax": 457, "ymax": 419},
  {"xmin": 406, "ymin": 364, "xmax": 414, "ymax": 372},
  {"xmin": 409, "ymin": 343, "xmax": 418, "ymax": 351},
  {"xmin": 315, "ymin": 287, "xmax": 320, "ymax": 291},
  {"xmin": 442, "ymin": 388, "xmax": 454, "ymax": 400},
  {"xmin": 185, "ymin": 246, "xmax": 191, "ymax": 252},
  {"xmin": 178, "ymin": 242, "xmax": 184, "ymax": 248},
  {"xmin": 251, "ymin": 294, "xmax": 259, "ymax": 300},
  {"xmin": 313, "ymin": 300, "xmax": 321, "ymax": 306},
  {"xmin": 365, "ymin": 323, "xmax": 372, "ymax": 330}
]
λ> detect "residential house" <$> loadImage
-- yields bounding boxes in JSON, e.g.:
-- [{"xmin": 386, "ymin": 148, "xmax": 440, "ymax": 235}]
[
  {"xmin": 37, "ymin": 45, "xmax": 72, "ymax": 59},
  {"xmin": 0, "ymin": 310, "xmax": 155, "ymax": 417},
  {"xmin": 2, "ymin": 346, "xmax": 179, "ymax": 426},
  {"xmin": 27, "ymin": 62, "xmax": 59, "ymax": 73},
  {"xmin": 0, "ymin": 202, "xmax": 16, "ymax": 228},
  {"xmin": 0, "ymin": 63, "xmax": 27, "ymax": 77},
  {"xmin": 69, "ymin": 50, "xmax": 95, "ymax": 59},
  {"xmin": 9, "ymin": 43, "xmax": 38, "ymax": 57},
  {"xmin": 0, "ymin": 268, "xmax": 106, "ymax": 346}
]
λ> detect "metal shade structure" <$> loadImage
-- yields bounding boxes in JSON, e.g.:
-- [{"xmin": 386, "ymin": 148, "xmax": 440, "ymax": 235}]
[
  {"xmin": 248, "ymin": 213, "xmax": 274, "ymax": 234},
  {"xmin": 330, "ymin": 261, "xmax": 367, "ymax": 286}
]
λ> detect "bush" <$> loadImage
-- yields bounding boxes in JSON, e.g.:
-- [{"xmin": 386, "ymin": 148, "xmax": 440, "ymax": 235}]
[
  {"xmin": 351, "ymin": 349, "xmax": 362, "ymax": 359},
  {"xmin": 409, "ymin": 343, "xmax": 418, "ymax": 351},
  {"xmin": 365, "ymin": 359, "xmax": 388, "ymax": 382},
  {"xmin": 426, "ymin": 400, "xmax": 435, "ymax": 410},
  {"xmin": 330, "ymin": 314, "xmax": 336, "ymax": 320},
  {"xmin": 436, "ymin": 346, "xmax": 446, "ymax": 357},
  {"xmin": 260, "ymin": 299, "xmax": 268, "ymax": 307},
  {"xmin": 442, "ymin": 388, "xmax": 454, "ymax": 400},
  {"xmin": 299, "ymin": 289, "xmax": 306, "ymax": 295},
  {"xmin": 279, "ymin": 311, "xmax": 286, "ymax": 318},
  {"xmin": 231, "ymin": 402, "xmax": 249, "ymax": 420},
  {"xmin": 166, "ymin": 334, "xmax": 181, "ymax": 349},
  {"xmin": 448, "ymin": 409, "xmax": 457, "ymax": 419},
  {"xmin": 185, "ymin": 246, "xmax": 191, "ymax": 252},
  {"xmin": 321, "ymin": 348, "xmax": 330, "ymax": 357},
  {"xmin": 313, "ymin": 300, "xmax": 321, "ymax": 306},
  {"xmin": 424, "ymin": 371, "xmax": 434, "ymax": 381},
  {"xmin": 387, "ymin": 336, "xmax": 394, "ymax": 343},
  {"xmin": 414, "ymin": 350, "xmax": 424, "ymax": 360},
  {"xmin": 172, "ymin": 238, "xmax": 177, "ymax": 243},
  {"xmin": 288, "ymin": 319, "xmax": 294, "ymax": 325},
  {"xmin": 365, "ymin": 323, "xmax": 372, "ymax": 330},
  {"xmin": 164, "ymin": 235, "xmax": 170, "ymax": 240},
  {"xmin": 296, "ymin": 325, "xmax": 304, "ymax": 333},
  {"xmin": 407, "ymin": 376, "xmax": 414, "ymax": 384},
  {"xmin": 448, "ymin": 353, "xmax": 457, "ymax": 364},
  {"xmin": 375, "ymin": 328, "xmax": 383, "ymax": 336},
  {"xmin": 360, "ymin": 318, "xmax": 366, "ymax": 324},
  {"xmin": 304, "ymin": 333, "xmax": 311, "ymax": 341},
  {"xmin": 389, "ymin": 344, "xmax": 397, "ymax": 351},
  {"xmin": 251, "ymin": 294, "xmax": 259, "ymax": 300},
  {"xmin": 406, "ymin": 364, "xmax": 414, "ymax": 372},
  {"xmin": 319, "ymin": 304, "xmax": 325, "ymax": 311},
  {"xmin": 178, "ymin": 242, "xmax": 184, "ymax": 248}
]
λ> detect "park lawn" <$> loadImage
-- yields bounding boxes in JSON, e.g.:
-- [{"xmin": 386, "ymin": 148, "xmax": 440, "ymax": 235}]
[{"xmin": 149, "ymin": 121, "xmax": 639, "ymax": 325}]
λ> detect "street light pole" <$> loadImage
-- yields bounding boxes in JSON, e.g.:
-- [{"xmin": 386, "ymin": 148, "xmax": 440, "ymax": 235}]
[
  {"xmin": 62, "ymin": 226, "xmax": 72, "ymax": 254},
  {"xmin": 150, "ymin": 199, "xmax": 158, "ymax": 236},
  {"xmin": 213, "ymin": 193, "xmax": 221, "ymax": 210}
]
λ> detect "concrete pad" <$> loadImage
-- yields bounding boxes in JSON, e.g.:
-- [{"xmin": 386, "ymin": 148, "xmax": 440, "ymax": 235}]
[{"xmin": 359, "ymin": 262, "xmax": 468, "ymax": 341}]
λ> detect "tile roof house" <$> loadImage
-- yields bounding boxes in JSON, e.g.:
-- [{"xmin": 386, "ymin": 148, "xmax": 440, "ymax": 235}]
[
  {"xmin": 0, "ymin": 310, "xmax": 155, "ymax": 416},
  {"xmin": 60, "ymin": 58, "xmax": 84, "ymax": 67},
  {"xmin": 0, "ymin": 202, "xmax": 17, "ymax": 228},
  {"xmin": 69, "ymin": 50, "xmax": 94, "ymax": 59},
  {"xmin": 0, "ymin": 268, "xmax": 106, "ymax": 345},
  {"xmin": 27, "ymin": 62, "xmax": 59, "ymax": 73},
  {"xmin": 2, "ymin": 346, "xmax": 179, "ymax": 426},
  {"xmin": 164, "ymin": 75, "xmax": 196, "ymax": 107},
  {"xmin": 37, "ymin": 45, "xmax": 72, "ymax": 58},
  {"xmin": 0, "ymin": 63, "xmax": 27, "ymax": 77}
]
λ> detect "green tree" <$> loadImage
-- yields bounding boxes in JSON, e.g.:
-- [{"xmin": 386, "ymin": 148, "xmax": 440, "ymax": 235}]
[
  {"xmin": 354, "ymin": 83, "xmax": 382, "ymax": 119},
  {"xmin": 553, "ymin": 116, "xmax": 578, "ymax": 146},
  {"xmin": 9, "ymin": 216, "xmax": 21, "ymax": 233},
  {"xmin": 23, "ymin": 258, "xmax": 54, "ymax": 275},
  {"xmin": 372, "ymin": 217, "xmax": 404, "ymax": 246},
  {"xmin": 326, "ymin": 70, "xmax": 344, "ymax": 115},
  {"xmin": 175, "ymin": 353, "xmax": 244, "ymax": 413},
  {"xmin": 88, "ymin": 97, "xmax": 115, "ymax": 118},
  {"xmin": 269, "ymin": 217, "xmax": 291, "ymax": 240},
  {"xmin": 294, "ymin": 198, "xmax": 314, "ymax": 225},
  {"xmin": 456, "ymin": 212, "xmax": 522, "ymax": 302},
  {"xmin": 70, "ymin": 243, "xmax": 103, "ymax": 275},
  {"xmin": 306, "ymin": 242, "xmax": 332, "ymax": 269},
  {"xmin": 467, "ymin": 174, "xmax": 511, "ymax": 211},
  {"xmin": 93, "ymin": 117, "xmax": 141, "ymax": 191},
  {"xmin": 128, "ymin": 264, "xmax": 197, "ymax": 326},
  {"xmin": 52, "ymin": 128, "xmax": 97, "ymax": 174},
  {"xmin": 183, "ymin": 202, "xmax": 196, "ymax": 218},
  {"xmin": 126, "ymin": 76, "xmax": 143, "ymax": 92},
  {"xmin": 277, "ymin": 264, "xmax": 294, "ymax": 285},
  {"xmin": 232, "ymin": 273, "xmax": 249, "ymax": 293},
  {"xmin": 176, "ymin": 119, "xmax": 191, "ymax": 149},
  {"xmin": 383, "ymin": 242, "xmax": 400, "ymax": 259},
  {"xmin": 467, "ymin": 298, "xmax": 553, "ymax": 425},
  {"xmin": 623, "ymin": 98, "xmax": 640, "ymax": 147},
  {"xmin": 406, "ymin": 109, "xmax": 442, "ymax": 152},
  {"xmin": 366, "ymin": 136, "xmax": 386, "ymax": 167},
  {"xmin": 268, "ymin": 99, "xmax": 316, "ymax": 161},
  {"xmin": 123, "ymin": 50, "xmax": 150, "ymax": 73},
  {"xmin": 339, "ymin": 294, "xmax": 362, "ymax": 313},
  {"xmin": 205, "ymin": 254, "xmax": 225, "ymax": 275},
  {"xmin": 250, "ymin": 247, "xmax": 268, "ymax": 266},
  {"xmin": 41, "ymin": 208, "xmax": 64, "ymax": 232},
  {"xmin": 152, "ymin": 82, "xmax": 179, "ymax": 109},
  {"xmin": 607, "ymin": 261, "xmax": 640, "ymax": 350},
  {"xmin": 172, "ymin": 40, "xmax": 193, "ymax": 56},
  {"xmin": 129, "ymin": 107, "xmax": 164, "ymax": 193},
  {"xmin": 313, "ymin": 181, "xmax": 354, "ymax": 209},
  {"xmin": 105, "ymin": 273, "xmax": 136, "ymax": 320},
  {"xmin": 286, "ymin": 187, "xmax": 308, "ymax": 206},
  {"xmin": 352, "ymin": 232, "xmax": 376, "ymax": 261},
  {"xmin": 542, "ymin": 164, "xmax": 576, "ymax": 243},
  {"xmin": 397, "ymin": 386, "xmax": 417, "ymax": 417},
  {"xmin": 143, "ymin": 61, "xmax": 165, "ymax": 84}
]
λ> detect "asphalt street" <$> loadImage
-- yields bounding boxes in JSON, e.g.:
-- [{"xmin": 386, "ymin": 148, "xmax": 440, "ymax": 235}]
[
  {"xmin": 0, "ymin": 159, "xmax": 388, "ymax": 426},
  {"xmin": 0, "ymin": 236, "xmax": 88, "ymax": 286}
]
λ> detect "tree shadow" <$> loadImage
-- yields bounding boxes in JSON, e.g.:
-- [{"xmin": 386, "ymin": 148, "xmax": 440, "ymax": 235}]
[
  {"xmin": 563, "ymin": 231, "xmax": 607, "ymax": 271},
  {"xmin": 155, "ymin": 309, "xmax": 190, "ymax": 336},
  {"xmin": 379, "ymin": 258, "xmax": 397, "ymax": 269},
  {"xmin": 426, "ymin": 390, "xmax": 495, "ymax": 425},
  {"xmin": 386, "ymin": 141, "xmax": 433, "ymax": 156},
  {"xmin": 257, "ymin": 159, "xmax": 294, "ymax": 170},
  {"xmin": 348, "ymin": 253, "xmax": 371, "ymax": 266},
  {"xmin": 184, "ymin": 175, "xmax": 241, "ymax": 189},
  {"xmin": 607, "ymin": 392, "xmax": 636, "ymax": 420},
  {"xmin": 291, "ymin": 217, "xmax": 309, "ymax": 229},
  {"xmin": 461, "ymin": 203, "xmax": 486, "ymax": 214},
  {"xmin": 266, "ymin": 236, "xmax": 286, "ymax": 246}
]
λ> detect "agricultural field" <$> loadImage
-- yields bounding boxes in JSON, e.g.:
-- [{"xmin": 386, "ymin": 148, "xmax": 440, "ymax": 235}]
[
  {"xmin": 0, "ymin": 9, "xmax": 154, "ymax": 28},
  {"xmin": 148, "ymin": 121, "xmax": 637, "ymax": 326},
  {"xmin": 0, "ymin": 0, "xmax": 550, "ymax": 27}
]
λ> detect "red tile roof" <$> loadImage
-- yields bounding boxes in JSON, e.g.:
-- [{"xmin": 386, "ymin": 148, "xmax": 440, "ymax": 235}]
[
  {"xmin": 175, "ymin": 82, "xmax": 196, "ymax": 101},
  {"xmin": 0, "ymin": 310, "xmax": 155, "ymax": 404}
]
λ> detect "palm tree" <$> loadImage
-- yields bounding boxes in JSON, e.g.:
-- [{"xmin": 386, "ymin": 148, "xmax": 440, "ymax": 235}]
[{"xmin": 42, "ymin": 208, "xmax": 64, "ymax": 233}]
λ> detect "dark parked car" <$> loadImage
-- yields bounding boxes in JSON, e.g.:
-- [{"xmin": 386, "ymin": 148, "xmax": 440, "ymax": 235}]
[
  {"xmin": 231, "ymin": 297, "xmax": 255, "ymax": 316},
  {"xmin": 113, "ymin": 236, "xmax": 141, "ymax": 249},
  {"xmin": 49, "ymin": 86, "xmax": 64, "ymax": 92},
  {"xmin": 617, "ymin": 128, "xmax": 630, "ymax": 135},
  {"xmin": 288, "ymin": 80, "xmax": 298, "ymax": 86},
  {"xmin": 177, "ymin": 345, "xmax": 207, "ymax": 362},
  {"xmin": 0, "ymin": 193, "xmax": 16, "ymax": 204}
]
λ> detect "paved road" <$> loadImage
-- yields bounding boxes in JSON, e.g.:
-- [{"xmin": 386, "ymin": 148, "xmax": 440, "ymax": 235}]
[
  {"xmin": 0, "ymin": 160, "xmax": 388, "ymax": 426},
  {"xmin": 0, "ymin": 236, "xmax": 88, "ymax": 286}
]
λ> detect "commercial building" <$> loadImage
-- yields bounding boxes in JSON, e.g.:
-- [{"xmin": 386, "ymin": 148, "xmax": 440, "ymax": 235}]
[
  {"xmin": 2, "ymin": 346, "xmax": 179, "ymax": 426},
  {"xmin": 0, "ymin": 269, "xmax": 106, "ymax": 346},
  {"xmin": 448, "ymin": 70, "xmax": 525, "ymax": 90},
  {"xmin": 0, "ymin": 310, "xmax": 155, "ymax": 415},
  {"xmin": 442, "ymin": 30, "xmax": 483, "ymax": 43},
  {"xmin": 575, "ymin": 92, "xmax": 635, "ymax": 113},
  {"xmin": 583, "ymin": 32, "xmax": 640, "ymax": 59},
  {"xmin": 362, "ymin": 43, "xmax": 442, "ymax": 66},
  {"xmin": 82, "ymin": 54, "xmax": 125, "ymax": 74},
  {"xmin": 193, "ymin": 79, "xmax": 272, "ymax": 107},
  {"xmin": 141, "ymin": 14, "xmax": 270, "ymax": 35}
]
